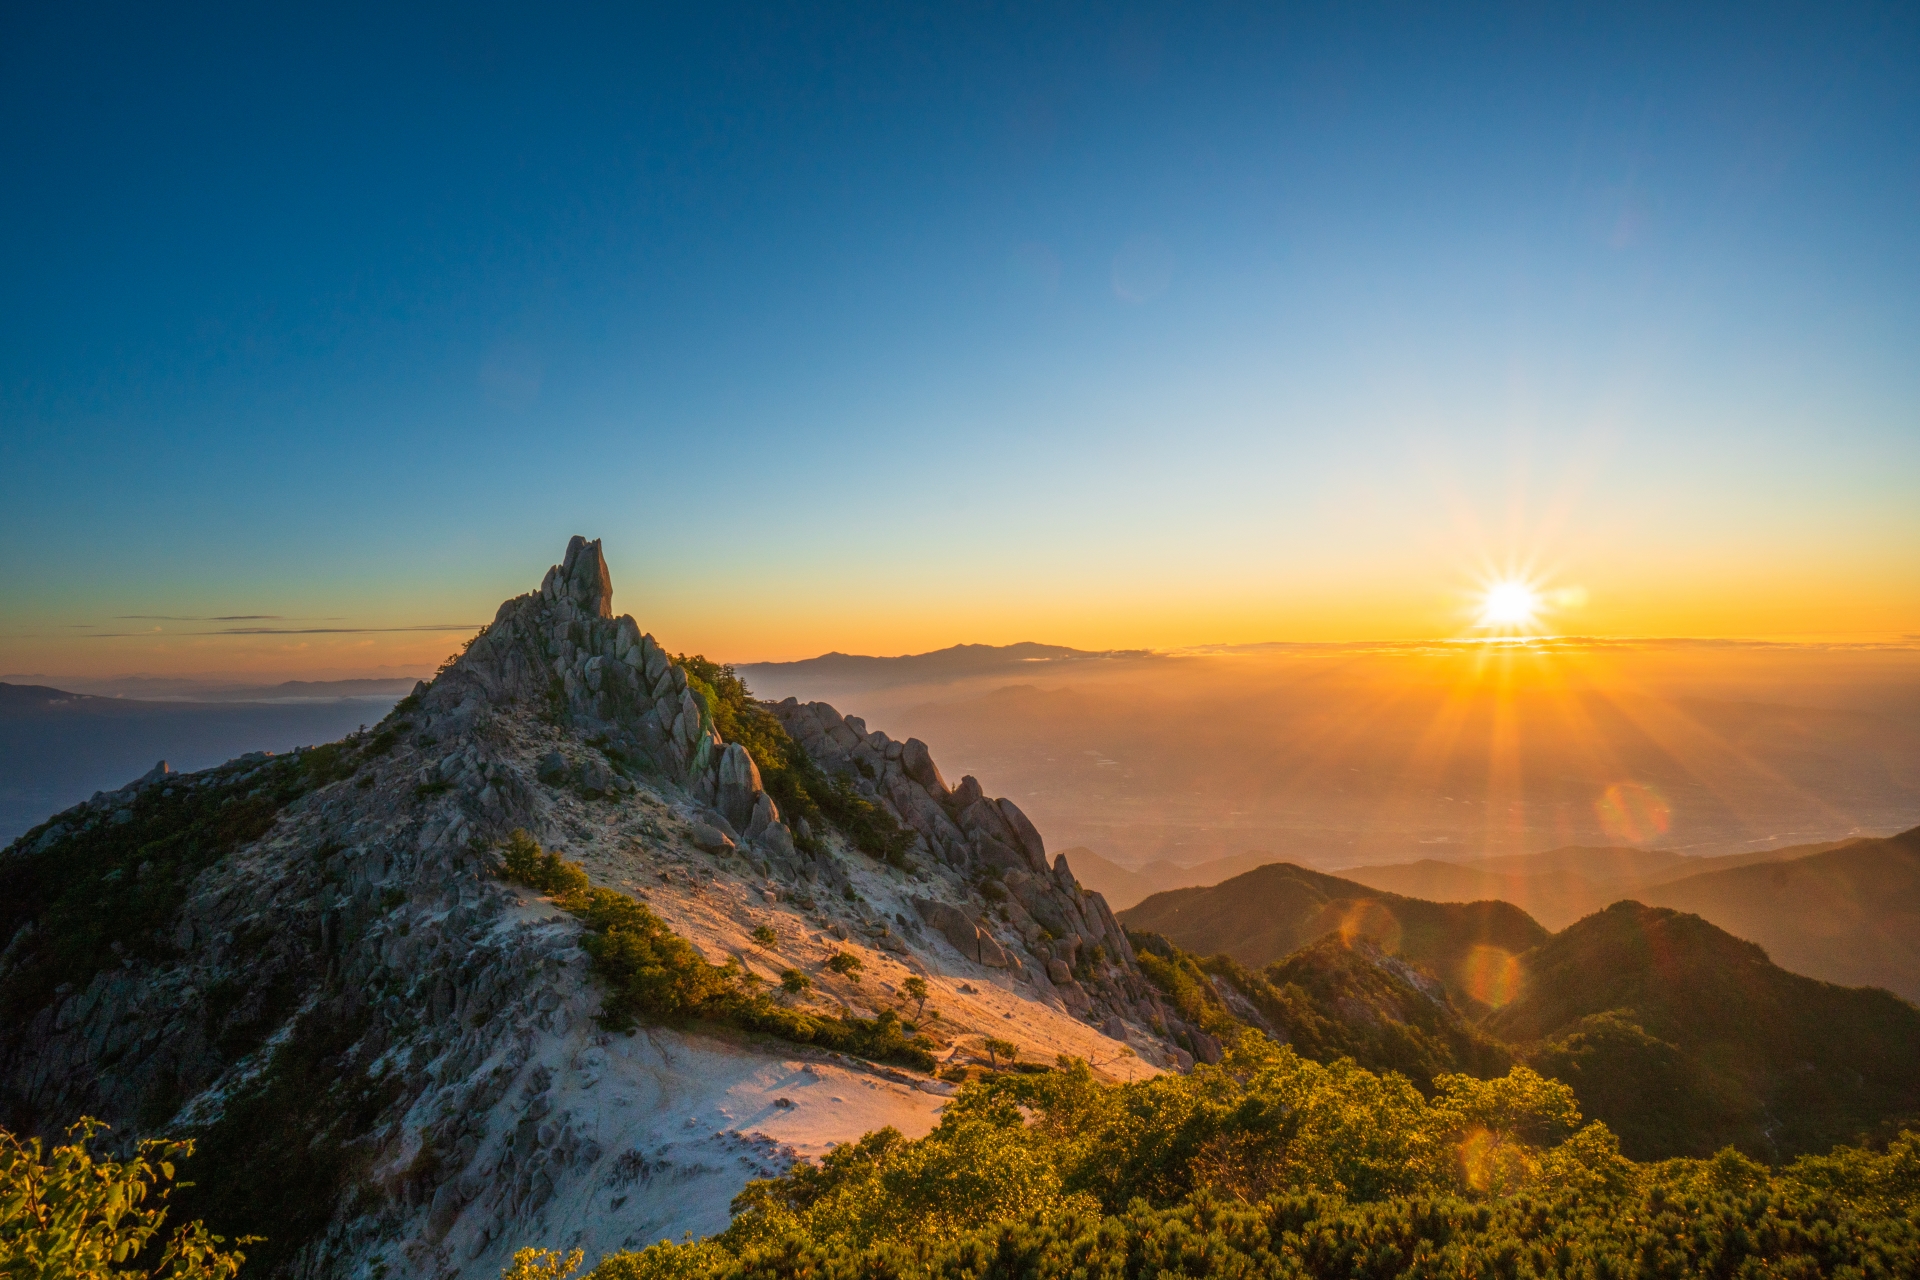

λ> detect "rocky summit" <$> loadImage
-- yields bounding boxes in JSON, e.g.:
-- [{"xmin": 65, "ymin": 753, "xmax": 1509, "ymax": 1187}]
[{"xmin": 0, "ymin": 538, "xmax": 1187, "ymax": 1280}]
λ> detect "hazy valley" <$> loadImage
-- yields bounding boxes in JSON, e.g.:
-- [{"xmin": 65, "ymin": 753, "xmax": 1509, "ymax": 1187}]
[{"xmin": 742, "ymin": 642, "xmax": 1920, "ymax": 870}]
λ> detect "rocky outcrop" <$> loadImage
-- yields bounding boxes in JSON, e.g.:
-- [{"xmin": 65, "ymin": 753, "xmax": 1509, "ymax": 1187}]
[{"xmin": 767, "ymin": 699, "xmax": 1160, "ymax": 1032}]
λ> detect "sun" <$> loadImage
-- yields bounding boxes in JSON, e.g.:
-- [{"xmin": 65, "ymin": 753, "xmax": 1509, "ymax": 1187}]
[{"xmin": 1478, "ymin": 580, "xmax": 1540, "ymax": 628}]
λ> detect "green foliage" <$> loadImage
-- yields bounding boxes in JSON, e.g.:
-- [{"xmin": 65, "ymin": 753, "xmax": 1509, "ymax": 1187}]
[
  {"xmin": 1523, "ymin": 1009, "xmax": 1741, "ymax": 1160},
  {"xmin": 902, "ymin": 977, "xmax": 928, "ymax": 1014},
  {"xmin": 571, "ymin": 1043, "xmax": 1920, "ymax": 1280},
  {"xmin": 0, "ymin": 1119, "xmax": 252, "ymax": 1280},
  {"xmin": 825, "ymin": 952, "xmax": 862, "ymax": 981},
  {"xmin": 496, "ymin": 834, "xmax": 931, "ymax": 1070},
  {"xmin": 779, "ymin": 970, "xmax": 812, "ymax": 997},
  {"xmin": 1138, "ymin": 903, "xmax": 1920, "ymax": 1164},
  {"xmin": 501, "ymin": 1246, "xmax": 582, "ymax": 1280},
  {"xmin": 297, "ymin": 742, "xmax": 357, "ymax": 787},
  {"xmin": 1132, "ymin": 946, "xmax": 1243, "ymax": 1040},
  {"xmin": 673, "ymin": 655, "xmax": 915, "ymax": 865},
  {"xmin": 749, "ymin": 926, "xmax": 778, "ymax": 949},
  {"xmin": 499, "ymin": 829, "xmax": 591, "ymax": 898},
  {"xmin": 981, "ymin": 1038, "xmax": 1017, "ymax": 1069}
]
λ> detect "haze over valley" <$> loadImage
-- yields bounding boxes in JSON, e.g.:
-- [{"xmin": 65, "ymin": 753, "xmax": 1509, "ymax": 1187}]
[{"xmin": 743, "ymin": 639, "xmax": 1920, "ymax": 870}]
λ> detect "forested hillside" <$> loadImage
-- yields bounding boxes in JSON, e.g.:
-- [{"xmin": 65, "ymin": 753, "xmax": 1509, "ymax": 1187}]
[
  {"xmin": 1124, "ymin": 899, "xmax": 1920, "ymax": 1163},
  {"xmin": 1490, "ymin": 901, "xmax": 1920, "ymax": 1159},
  {"xmin": 1119, "ymin": 862, "xmax": 1548, "ymax": 1011}
]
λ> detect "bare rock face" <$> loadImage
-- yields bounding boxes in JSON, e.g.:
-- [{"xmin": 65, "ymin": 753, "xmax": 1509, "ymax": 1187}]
[
  {"xmin": 912, "ymin": 899, "xmax": 1008, "ymax": 967},
  {"xmin": 716, "ymin": 744, "xmax": 762, "ymax": 832}
]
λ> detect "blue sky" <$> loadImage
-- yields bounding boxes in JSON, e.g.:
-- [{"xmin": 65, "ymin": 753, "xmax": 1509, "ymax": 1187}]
[{"xmin": 2, "ymin": 3, "xmax": 1916, "ymax": 675}]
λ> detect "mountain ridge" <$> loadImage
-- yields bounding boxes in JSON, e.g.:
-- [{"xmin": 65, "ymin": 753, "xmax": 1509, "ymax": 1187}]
[
  {"xmin": 1117, "ymin": 860, "xmax": 1550, "ymax": 1014},
  {"xmin": 0, "ymin": 538, "xmax": 1187, "ymax": 1279}
]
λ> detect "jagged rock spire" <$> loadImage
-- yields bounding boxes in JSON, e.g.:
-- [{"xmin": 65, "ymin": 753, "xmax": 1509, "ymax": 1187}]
[{"xmin": 546, "ymin": 535, "xmax": 614, "ymax": 618}]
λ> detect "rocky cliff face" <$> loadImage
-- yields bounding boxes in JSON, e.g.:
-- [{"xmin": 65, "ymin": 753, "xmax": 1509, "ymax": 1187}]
[{"xmin": 0, "ymin": 538, "xmax": 1177, "ymax": 1280}]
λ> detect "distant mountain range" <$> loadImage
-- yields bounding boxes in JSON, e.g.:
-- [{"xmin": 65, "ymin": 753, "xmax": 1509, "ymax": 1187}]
[
  {"xmin": 1633, "ymin": 829, "xmax": 1920, "ymax": 999},
  {"xmin": 738, "ymin": 642, "xmax": 1156, "ymax": 698},
  {"xmin": 1071, "ymin": 840, "xmax": 1825, "ymax": 914},
  {"xmin": 1336, "ymin": 839, "xmax": 1855, "ymax": 929},
  {"xmin": 1098, "ymin": 831, "xmax": 1920, "ymax": 1003},
  {"xmin": 1060, "ymin": 845, "xmax": 1281, "ymax": 909},
  {"xmin": 1123, "ymin": 867, "xmax": 1920, "ymax": 1159},
  {"xmin": 0, "ymin": 674, "xmax": 421, "ymax": 702},
  {"xmin": 0, "ymin": 680, "xmax": 411, "ymax": 840}
]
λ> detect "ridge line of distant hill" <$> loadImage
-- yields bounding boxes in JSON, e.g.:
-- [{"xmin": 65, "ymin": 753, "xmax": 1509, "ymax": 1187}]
[{"xmin": 1110, "ymin": 826, "xmax": 1920, "ymax": 1004}]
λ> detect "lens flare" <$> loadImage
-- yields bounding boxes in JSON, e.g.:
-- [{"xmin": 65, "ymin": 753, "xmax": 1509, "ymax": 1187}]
[
  {"xmin": 1459, "ymin": 1127, "xmax": 1500, "ymax": 1192},
  {"xmin": 1595, "ymin": 781, "xmax": 1672, "ymax": 843},
  {"xmin": 1334, "ymin": 899, "xmax": 1404, "ymax": 954},
  {"xmin": 1459, "ymin": 944, "xmax": 1523, "ymax": 1009}
]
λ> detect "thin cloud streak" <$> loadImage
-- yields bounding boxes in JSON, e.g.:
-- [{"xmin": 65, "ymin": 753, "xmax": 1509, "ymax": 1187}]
[{"xmin": 70, "ymin": 622, "xmax": 482, "ymax": 637}]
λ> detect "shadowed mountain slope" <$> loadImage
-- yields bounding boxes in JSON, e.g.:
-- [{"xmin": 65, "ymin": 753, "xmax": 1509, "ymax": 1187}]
[
  {"xmin": 1130, "ymin": 928, "xmax": 1513, "ymax": 1087},
  {"xmin": 1636, "ymin": 827, "xmax": 1920, "ymax": 1001},
  {"xmin": 1118, "ymin": 862, "xmax": 1549, "ymax": 1011},
  {"xmin": 1491, "ymin": 901, "xmax": 1920, "ymax": 1160}
]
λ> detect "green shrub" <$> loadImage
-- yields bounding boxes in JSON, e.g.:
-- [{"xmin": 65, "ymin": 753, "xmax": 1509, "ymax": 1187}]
[
  {"xmin": 0, "ymin": 1118, "xmax": 252, "ymax": 1280},
  {"xmin": 826, "ymin": 952, "xmax": 863, "ymax": 980},
  {"xmin": 497, "ymin": 834, "xmax": 931, "ymax": 1070},
  {"xmin": 299, "ymin": 742, "xmax": 357, "ymax": 787},
  {"xmin": 502, "ymin": 1247, "xmax": 582, "ymax": 1280},
  {"xmin": 499, "ymin": 829, "xmax": 591, "ymax": 897},
  {"xmin": 360, "ymin": 721, "xmax": 408, "ymax": 756}
]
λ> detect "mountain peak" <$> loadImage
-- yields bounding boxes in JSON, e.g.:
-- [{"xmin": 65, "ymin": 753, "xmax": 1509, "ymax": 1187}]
[
  {"xmin": 546, "ymin": 534, "xmax": 613, "ymax": 618},
  {"xmin": 2, "ymin": 536, "xmax": 1178, "ymax": 1279}
]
